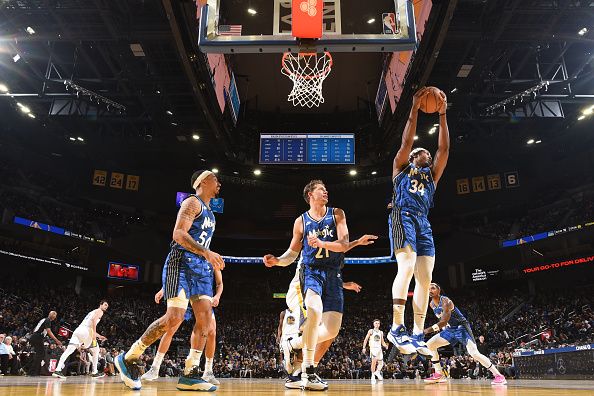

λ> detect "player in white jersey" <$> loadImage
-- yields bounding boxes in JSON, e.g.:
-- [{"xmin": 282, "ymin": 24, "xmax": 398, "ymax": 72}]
[
  {"xmin": 53, "ymin": 301, "xmax": 109, "ymax": 379},
  {"xmin": 278, "ymin": 256, "xmax": 364, "ymax": 389},
  {"xmin": 362, "ymin": 319, "xmax": 388, "ymax": 382}
]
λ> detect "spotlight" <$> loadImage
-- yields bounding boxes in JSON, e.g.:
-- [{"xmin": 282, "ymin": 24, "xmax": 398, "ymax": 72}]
[
  {"xmin": 17, "ymin": 103, "xmax": 30, "ymax": 113},
  {"xmin": 211, "ymin": 168, "xmax": 219, "ymax": 174},
  {"xmin": 367, "ymin": 18, "xmax": 376, "ymax": 24},
  {"xmin": 27, "ymin": 113, "xmax": 35, "ymax": 118},
  {"xmin": 247, "ymin": 8, "xmax": 257, "ymax": 15},
  {"xmin": 428, "ymin": 127, "xmax": 437, "ymax": 135},
  {"xmin": 166, "ymin": 110, "xmax": 173, "ymax": 115},
  {"xmin": 0, "ymin": 84, "xmax": 8, "ymax": 93},
  {"xmin": 578, "ymin": 27, "xmax": 588, "ymax": 36},
  {"xmin": 26, "ymin": 26, "xmax": 36, "ymax": 35},
  {"xmin": 371, "ymin": 171, "xmax": 377, "ymax": 175},
  {"xmin": 77, "ymin": 137, "xmax": 84, "ymax": 142},
  {"xmin": 253, "ymin": 169, "xmax": 261, "ymax": 176},
  {"xmin": 13, "ymin": 54, "xmax": 21, "ymax": 63},
  {"xmin": 192, "ymin": 134, "xmax": 200, "ymax": 140},
  {"xmin": 578, "ymin": 115, "xmax": 586, "ymax": 120},
  {"xmin": 527, "ymin": 139, "xmax": 535, "ymax": 144},
  {"xmin": 69, "ymin": 137, "xmax": 76, "ymax": 141},
  {"xmin": 535, "ymin": 140, "xmax": 542, "ymax": 144},
  {"xmin": 582, "ymin": 107, "xmax": 593, "ymax": 115},
  {"xmin": 414, "ymin": 136, "xmax": 419, "ymax": 140},
  {"xmin": 450, "ymin": 87, "xmax": 458, "ymax": 93},
  {"xmin": 349, "ymin": 169, "xmax": 357, "ymax": 176}
]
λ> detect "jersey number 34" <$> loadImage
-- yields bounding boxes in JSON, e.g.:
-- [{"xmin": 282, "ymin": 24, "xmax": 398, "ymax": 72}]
[{"xmin": 409, "ymin": 180, "xmax": 425, "ymax": 196}]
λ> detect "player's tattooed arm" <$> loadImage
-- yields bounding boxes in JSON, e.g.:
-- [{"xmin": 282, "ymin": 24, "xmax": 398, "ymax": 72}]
[
  {"xmin": 140, "ymin": 318, "xmax": 168, "ymax": 346},
  {"xmin": 172, "ymin": 197, "xmax": 207, "ymax": 255},
  {"xmin": 424, "ymin": 297, "xmax": 453, "ymax": 334},
  {"xmin": 393, "ymin": 87, "xmax": 428, "ymax": 178},
  {"xmin": 173, "ymin": 197, "xmax": 225, "ymax": 270}
]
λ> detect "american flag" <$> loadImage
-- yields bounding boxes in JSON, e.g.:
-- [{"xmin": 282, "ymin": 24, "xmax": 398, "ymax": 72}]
[{"xmin": 219, "ymin": 24, "xmax": 242, "ymax": 36}]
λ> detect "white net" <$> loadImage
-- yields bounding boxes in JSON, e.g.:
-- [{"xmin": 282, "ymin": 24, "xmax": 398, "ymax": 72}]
[{"xmin": 281, "ymin": 52, "xmax": 333, "ymax": 108}]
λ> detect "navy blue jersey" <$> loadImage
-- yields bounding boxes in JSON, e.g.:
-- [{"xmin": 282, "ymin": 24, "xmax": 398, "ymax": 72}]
[
  {"xmin": 431, "ymin": 295, "xmax": 468, "ymax": 327},
  {"xmin": 301, "ymin": 207, "xmax": 344, "ymax": 270},
  {"xmin": 393, "ymin": 163, "xmax": 436, "ymax": 216},
  {"xmin": 171, "ymin": 195, "xmax": 216, "ymax": 256}
]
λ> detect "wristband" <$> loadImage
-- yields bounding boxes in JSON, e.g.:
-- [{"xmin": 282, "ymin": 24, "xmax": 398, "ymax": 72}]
[
  {"xmin": 439, "ymin": 113, "xmax": 446, "ymax": 116},
  {"xmin": 432, "ymin": 324, "xmax": 440, "ymax": 332}
]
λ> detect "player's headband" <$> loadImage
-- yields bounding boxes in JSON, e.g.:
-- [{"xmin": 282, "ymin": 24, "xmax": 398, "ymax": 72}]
[
  {"xmin": 430, "ymin": 282, "xmax": 441, "ymax": 291},
  {"xmin": 192, "ymin": 171, "xmax": 214, "ymax": 190}
]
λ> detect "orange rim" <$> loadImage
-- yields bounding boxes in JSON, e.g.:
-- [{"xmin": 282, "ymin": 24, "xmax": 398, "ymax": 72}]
[{"xmin": 281, "ymin": 52, "xmax": 333, "ymax": 80}]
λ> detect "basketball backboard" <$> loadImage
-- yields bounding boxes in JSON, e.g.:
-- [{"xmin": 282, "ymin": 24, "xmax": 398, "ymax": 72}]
[{"xmin": 198, "ymin": 0, "xmax": 416, "ymax": 53}]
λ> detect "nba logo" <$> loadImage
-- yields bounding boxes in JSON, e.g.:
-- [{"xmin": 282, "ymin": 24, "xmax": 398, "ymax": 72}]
[{"xmin": 383, "ymin": 13, "xmax": 397, "ymax": 35}]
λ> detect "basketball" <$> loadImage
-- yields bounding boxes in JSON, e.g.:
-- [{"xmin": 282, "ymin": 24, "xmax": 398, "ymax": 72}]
[{"xmin": 419, "ymin": 86, "xmax": 444, "ymax": 114}]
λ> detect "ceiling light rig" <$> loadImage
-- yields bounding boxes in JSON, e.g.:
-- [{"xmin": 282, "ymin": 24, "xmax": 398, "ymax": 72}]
[
  {"xmin": 63, "ymin": 80, "xmax": 126, "ymax": 114},
  {"xmin": 483, "ymin": 81, "xmax": 550, "ymax": 116}
]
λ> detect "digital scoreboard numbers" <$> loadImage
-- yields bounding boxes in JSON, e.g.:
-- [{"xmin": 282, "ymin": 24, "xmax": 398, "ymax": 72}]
[{"xmin": 260, "ymin": 134, "xmax": 354, "ymax": 164}]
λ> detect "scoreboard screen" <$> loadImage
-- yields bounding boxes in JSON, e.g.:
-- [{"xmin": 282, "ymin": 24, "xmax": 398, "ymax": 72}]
[{"xmin": 259, "ymin": 134, "xmax": 355, "ymax": 164}]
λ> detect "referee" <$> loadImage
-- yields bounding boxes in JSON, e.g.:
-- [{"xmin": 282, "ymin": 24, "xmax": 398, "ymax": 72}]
[{"xmin": 28, "ymin": 311, "xmax": 62, "ymax": 376}]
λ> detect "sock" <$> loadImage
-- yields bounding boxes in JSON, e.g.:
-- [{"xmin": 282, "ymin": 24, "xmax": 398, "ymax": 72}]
[
  {"xmin": 292, "ymin": 368, "xmax": 302, "ymax": 377},
  {"xmin": 487, "ymin": 364, "xmax": 501, "ymax": 377},
  {"xmin": 184, "ymin": 349, "xmax": 203, "ymax": 374},
  {"xmin": 290, "ymin": 336, "xmax": 304, "ymax": 350},
  {"xmin": 205, "ymin": 357, "xmax": 213, "ymax": 373},
  {"xmin": 413, "ymin": 312, "xmax": 426, "ymax": 335},
  {"xmin": 313, "ymin": 361, "xmax": 318, "ymax": 368},
  {"xmin": 432, "ymin": 361, "xmax": 442, "ymax": 374},
  {"xmin": 152, "ymin": 352, "xmax": 165, "ymax": 369},
  {"xmin": 125, "ymin": 339, "xmax": 148, "ymax": 361},
  {"xmin": 392, "ymin": 304, "xmax": 405, "ymax": 328},
  {"xmin": 302, "ymin": 348, "xmax": 315, "ymax": 372}
]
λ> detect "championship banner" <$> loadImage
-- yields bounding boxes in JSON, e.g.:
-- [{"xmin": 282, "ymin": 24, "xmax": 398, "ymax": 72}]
[{"xmin": 92, "ymin": 170, "xmax": 107, "ymax": 186}]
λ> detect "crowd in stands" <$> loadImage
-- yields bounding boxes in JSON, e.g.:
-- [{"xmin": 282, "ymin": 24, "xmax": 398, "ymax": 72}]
[
  {"xmin": 463, "ymin": 188, "xmax": 594, "ymax": 242},
  {"xmin": 0, "ymin": 277, "xmax": 592, "ymax": 380}
]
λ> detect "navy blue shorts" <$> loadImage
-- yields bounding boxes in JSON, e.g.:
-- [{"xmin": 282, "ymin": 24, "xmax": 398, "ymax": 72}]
[
  {"xmin": 162, "ymin": 249, "xmax": 214, "ymax": 301},
  {"xmin": 389, "ymin": 208, "xmax": 435, "ymax": 257},
  {"xmin": 301, "ymin": 266, "xmax": 344, "ymax": 314},
  {"xmin": 439, "ymin": 324, "xmax": 475, "ymax": 346}
]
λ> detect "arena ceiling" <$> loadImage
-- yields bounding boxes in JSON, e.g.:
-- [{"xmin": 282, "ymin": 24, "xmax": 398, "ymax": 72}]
[{"xmin": 0, "ymin": 0, "xmax": 593, "ymax": 183}]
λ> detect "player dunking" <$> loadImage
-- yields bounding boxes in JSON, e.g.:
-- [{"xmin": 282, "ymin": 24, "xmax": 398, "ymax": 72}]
[
  {"xmin": 116, "ymin": 170, "xmax": 224, "ymax": 391},
  {"xmin": 362, "ymin": 319, "xmax": 388, "ymax": 382},
  {"xmin": 387, "ymin": 87, "xmax": 450, "ymax": 355},
  {"xmin": 264, "ymin": 180, "xmax": 376, "ymax": 390},
  {"xmin": 423, "ymin": 283, "xmax": 507, "ymax": 385},
  {"xmin": 53, "ymin": 301, "xmax": 108, "ymax": 379}
]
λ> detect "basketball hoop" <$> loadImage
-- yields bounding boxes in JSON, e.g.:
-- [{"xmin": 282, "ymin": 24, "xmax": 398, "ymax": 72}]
[{"xmin": 281, "ymin": 51, "xmax": 333, "ymax": 108}]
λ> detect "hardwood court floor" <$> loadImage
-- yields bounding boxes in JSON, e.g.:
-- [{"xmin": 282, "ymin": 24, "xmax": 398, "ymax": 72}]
[{"xmin": 1, "ymin": 376, "xmax": 593, "ymax": 395}]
